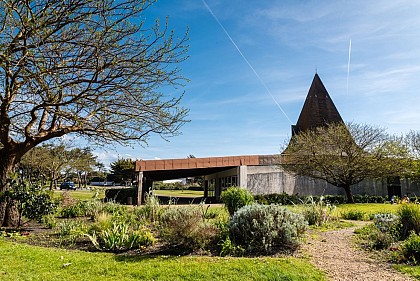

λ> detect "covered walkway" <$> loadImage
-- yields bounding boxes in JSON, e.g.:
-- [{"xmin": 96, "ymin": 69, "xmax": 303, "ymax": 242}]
[{"xmin": 135, "ymin": 155, "xmax": 277, "ymax": 204}]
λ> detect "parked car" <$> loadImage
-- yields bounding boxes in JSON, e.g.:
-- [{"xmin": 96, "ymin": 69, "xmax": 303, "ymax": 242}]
[{"xmin": 60, "ymin": 181, "xmax": 76, "ymax": 190}]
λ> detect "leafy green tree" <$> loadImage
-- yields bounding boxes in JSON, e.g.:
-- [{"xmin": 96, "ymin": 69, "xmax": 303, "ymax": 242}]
[
  {"xmin": 0, "ymin": 0, "xmax": 188, "ymax": 226},
  {"xmin": 20, "ymin": 143, "xmax": 98, "ymax": 189},
  {"xmin": 283, "ymin": 122, "xmax": 409, "ymax": 203},
  {"xmin": 405, "ymin": 131, "xmax": 420, "ymax": 179},
  {"xmin": 20, "ymin": 144, "xmax": 72, "ymax": 189},
  {"xmin": 109, "ymin": 158, "xmax": 136, "ymax": 185},
  {"xmin": 68, "ymin": 147, "xmax": 97, "ymax": 188}
]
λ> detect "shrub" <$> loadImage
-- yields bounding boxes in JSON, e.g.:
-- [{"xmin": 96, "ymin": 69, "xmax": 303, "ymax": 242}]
[
  {"xmin": 159, "ymin": 206, "xmax": 218, "ymax": 251},
  {"xmin": 396, "ymin": 204, "xmax": 420, "ymax": 240},
  {"xmin": 104, "ymin": 188, "xmax": 137, "ymax": 205},
  {"xmin": 353, "ymin": 195, "xmax": 386, "ymax": 203},
  {"xmin": 341, "ymin": 210, "xmax": 366, "ymax": 220},
  {"xmin": 7, "ymin": 180, "xmax": 57, "ymax": 225},
  {"xmin": 99, "ymin": 201, "xmax": 128, "ymax": 217},
  {"xmin": 59, "ymin": 201, "xmax": 87, "ymax": 218},
  {"xmin": 322, "ymin": 195, "xmax": 346, "ymax": 204},
  {"xmin": 356, "ymin": 214, "xmax": 398, "ymax": 250},
  {"xmin": 229, "ymin": 204, "xmax": 307, "ymax": 254},
  {"xmin": 398, "ymin": 232, "xmax": 420, "ymax": 264},
  {"xmin": 374, "ymin": 213, "xmax": 398, "ymax": 234},
  {"xmin": 254, "ymin": 193, "xmax": 303, "ymax": 205},
  {"xmin": 366, "ymin": 228, "xmax": 396, "ymax": 250},
  {"xmin": 221, "ymin": 187, "xmax": 254, "ymax": 216}
]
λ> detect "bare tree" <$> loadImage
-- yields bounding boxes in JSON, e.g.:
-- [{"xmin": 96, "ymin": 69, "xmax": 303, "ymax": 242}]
[
  {"xmin": 283, "ymin": 122, "xmax": 409, "ymax": 203},
  {"xmin": 0, "ymin": 0, "xmax": 189, "ymax": 226}
]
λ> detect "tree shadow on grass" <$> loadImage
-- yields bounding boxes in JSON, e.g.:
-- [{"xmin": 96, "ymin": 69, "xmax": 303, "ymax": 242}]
[{"xmin": 113, "ymin": 245, "xmax": 195, "ymax": 263}]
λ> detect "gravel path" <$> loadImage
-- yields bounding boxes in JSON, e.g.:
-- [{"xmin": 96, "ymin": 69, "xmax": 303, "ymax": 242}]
[{"xmin": 301, "ymin": 221, "xmax": 414, "ymax": 281}]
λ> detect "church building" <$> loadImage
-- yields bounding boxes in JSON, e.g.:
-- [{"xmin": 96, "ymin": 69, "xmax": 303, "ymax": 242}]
[{"xmin": 134, "ymin": 74, "xmax": 412, "ymax": 204}]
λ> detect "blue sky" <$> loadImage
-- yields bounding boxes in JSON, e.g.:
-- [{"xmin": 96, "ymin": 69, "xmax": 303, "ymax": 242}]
[{"xmin": 93, "ymin": 0, "xmax": 420, "ymax": 167}]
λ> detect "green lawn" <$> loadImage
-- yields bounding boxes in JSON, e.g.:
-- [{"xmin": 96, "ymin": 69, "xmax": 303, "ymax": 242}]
[
  {"xmin": 335, "ymin": 203, "xmax": 399, "ymax": 216},
  {"xmin": 394, "ymin": 265, "xmax": 420, "ymax": 279},
  {"xmin": 0, "ymin": 239, "xmax": 325, "ymax": 281},
  {"xmin": 53, "ymin": 188, "xmax": 105, "ymax": 201},
  {"xmin": 153, "ymin": 189, "xmax": 204, "ymax": 197}
]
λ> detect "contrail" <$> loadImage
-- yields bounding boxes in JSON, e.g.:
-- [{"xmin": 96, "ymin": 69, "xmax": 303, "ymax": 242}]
[
  {"xmin": 347, "ymin": 39, "xmax": 352, "ymax": 95},
  {"xmin": 201, "ymin": 0, "xmax": 293, "ymax": 125}
]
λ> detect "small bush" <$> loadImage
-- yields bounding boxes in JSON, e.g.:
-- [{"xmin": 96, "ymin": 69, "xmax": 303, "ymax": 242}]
[
  {"xmin": 59, "ymin": 201, "xmax": 86, "ymax": 218},
  {"xmin": 367, "ymin": 228, "xmax": 396, "ymax": 250},
  {"xmin": 159, "ymin": 206, "xmax": 218, "ymax": 251},
  {"xmin": 398, "ymin": 232, "xmax": 420, "ymax": 264},
  {"xmin": 7, "ymin": 180, "xmax": 57, "ymax": 225},
  {"xmin": 104, "ymin": 188, "xmax": 137, "ymax": 205},
  {"xmin": 254, "ymin": 193, "xmax": 304, "ymax": 205},
  {"xmin": 356, "ymin": 214, "xmax": 398, "ymax": 250},
  {"xmin": 397, "ymin": 204, "xmax": 420, "ymax": 240},
  {"xmin": 341, "ymin": 210, "xmax": 366, "ymax": 220},
  {"xmin": 221, "ymin": 187, "xmax": 254, "ymax": 216},
  {"xmin": 353, "ymin": 195, "xmax": 386, "ymax": 203},
  {"xmin": 374, "ymin": 213, "xmax": 398, "ymax": 234},
  {"xmin": 229, "ymin": 204, "xmax": 307, "ymax": 254}
]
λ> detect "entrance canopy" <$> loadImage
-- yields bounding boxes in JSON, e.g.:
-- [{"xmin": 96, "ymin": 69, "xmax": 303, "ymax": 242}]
[
  {"xmin": 134, "ymin": 155, "xmax": 278, "ymax": 204},
  {"xmin": 135, "ymin": 155, "xmax": 267, "ymax": 181}
]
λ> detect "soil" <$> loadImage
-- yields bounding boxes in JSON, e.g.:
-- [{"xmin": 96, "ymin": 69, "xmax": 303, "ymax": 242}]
[{"xmin": 300, "ymin": 220, "xmax": 414, "ymax": 281}]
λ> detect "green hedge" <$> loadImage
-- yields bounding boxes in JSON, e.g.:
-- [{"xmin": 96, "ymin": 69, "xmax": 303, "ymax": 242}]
[
  {"xmin": 105, "ymin": 188, "xmax": 137, "ymax": 205},
  {"xmin": 254, "ymin": 193, "xmax": 387, "ymax": 205}
]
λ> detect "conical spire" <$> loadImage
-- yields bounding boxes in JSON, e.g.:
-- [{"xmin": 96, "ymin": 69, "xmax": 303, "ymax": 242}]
[{"xmin": 292, "ymin": 73, "xmax": 343, "ymax": 135}]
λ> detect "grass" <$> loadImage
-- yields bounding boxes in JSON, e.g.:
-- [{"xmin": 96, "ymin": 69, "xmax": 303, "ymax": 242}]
[
  {"xmin": 336, "ymin": 203, "xmax": 399, "ymax": 219},
  {"xmin": 153, "ymin": 189, "xmax": 204, "ymax": 197},
  {"xmin": 0, "ymin": 239, "xmax": 325, "ymax": 281},
  {"xmin": 53, "ymin": 189, "xmax": 105, "ymax": 201},
  {"xmin": 394, "ymin": 265, "xmax": 420, "ymax": 279}
]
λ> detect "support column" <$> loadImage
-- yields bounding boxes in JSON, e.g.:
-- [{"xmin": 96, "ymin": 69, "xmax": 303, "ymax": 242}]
[
  {"xmin": 137, "ymin": 172, "xmax": 143, "ymax": 205},
  {"xmin": 204, "ymin": 180, "xmax": 208, "ymax": 198},
  {"xmin": 238, "ymin": 165, "xmax": 248, "ymax": 189}
]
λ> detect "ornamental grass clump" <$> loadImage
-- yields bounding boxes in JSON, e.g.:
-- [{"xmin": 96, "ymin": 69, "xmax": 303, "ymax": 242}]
[
  {"xmin": 301, "ymin": 196, "xmax": 336, "ymax": 226},
  {"xmin": 87, "ymin": 221, "xmax": 155, "ymax": 251},
  {"xmin": 159, "ymin": 206, "xmax": 218, "ymax": 251},
  {"xmin": 396, "ymin": 203, "xmax": 420, "ymax": 240},
  {"xmin": 229, "ymin": 204, "xmax": 307, "ymax": 255}
]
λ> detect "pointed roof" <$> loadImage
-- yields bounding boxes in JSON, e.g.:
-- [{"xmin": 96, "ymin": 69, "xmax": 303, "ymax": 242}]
[{"xmin": 292, "ymin": 73, "xmax": 343, "ymax": 135}]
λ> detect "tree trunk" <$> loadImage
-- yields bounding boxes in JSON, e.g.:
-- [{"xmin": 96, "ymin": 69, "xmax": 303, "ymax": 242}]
[
  {"xmin": 0, "ymin": 151, "xmax": 20, "ymax": 227},
  {"xmin": 343, "ymin": 185, "xmax": 354, "ymax": 203}
]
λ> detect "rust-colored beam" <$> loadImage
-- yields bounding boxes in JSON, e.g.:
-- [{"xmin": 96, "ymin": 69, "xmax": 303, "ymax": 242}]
[{"xmin": 135, "ymin": 155, "xmax": 278, "ymax": 172}]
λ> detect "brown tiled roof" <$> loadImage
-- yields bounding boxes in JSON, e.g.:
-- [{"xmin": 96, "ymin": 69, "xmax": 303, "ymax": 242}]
[{"xmin": 292, "ymin": 73, "xmax": 343, "ymax": 135}]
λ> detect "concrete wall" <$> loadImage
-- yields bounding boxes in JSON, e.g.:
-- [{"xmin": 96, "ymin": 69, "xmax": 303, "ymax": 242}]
[
  {"xmin": 205, "ymin": 164, "xmax": 420, "ymax": 198},
  {"xmin": 246, "ymin": 165, "xmax": 390, "ymax": 197}
]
